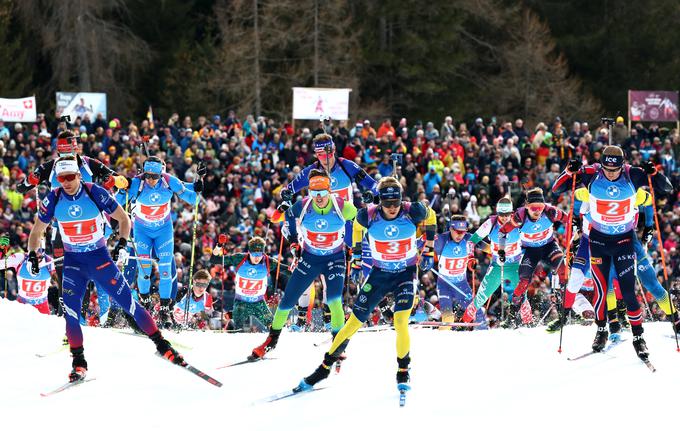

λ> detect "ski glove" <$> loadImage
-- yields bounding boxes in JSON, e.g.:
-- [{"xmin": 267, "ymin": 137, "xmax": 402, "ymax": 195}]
[
  {"xmin": 361, "ymin": 190, "xmax": 374, "ymax": 204},
  {"xmin": 349, "ymin": 255, "xmax": 362, "ymax": 285},
  {"xmin": 642, "ymin": 160, "xmax": 657, "ymax": 175},
  {"xmin": 566, "ymin": 159, "xmax": 582, "ymax": 174},
  {"xmin": 280, "ymin": 188, "xmax": 294, "ymax": 203},
  {"xmin": 194, "ymin": 179, "xmax": 204, "ymax": 193},
  {"xmin": 642, "ymin": 226, "xmax": 654, "ymax": 245},
  {"xmin": 498, "ymin": 249, "xmax": 506, "ymax": 263},
  {"xmin": 290, "ymin": 243, "xmax": 302, "ymax": 260},
  {"xmin": 27, "ymin": 250, "xmax": 41, "ymax": 276},
  {"xmin": 419, "ymin": 247, "xmax": 434, "ymax": 272},
  {"xmin": 197, "ymin": 162, "xmax": 208, "ymax": 177},
  {"xmin": 112, "ymin": 238, "xmax": 128, "ymax": 263}
]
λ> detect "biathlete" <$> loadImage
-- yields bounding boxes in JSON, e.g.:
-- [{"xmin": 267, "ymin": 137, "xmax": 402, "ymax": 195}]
[
  {"xmin": 281, "ymin": 133, "xmax": 376, "ymax": 329},
  {"xmin": 249, "ymin": 169, "xmax": 357, "ymax": 360},
  {"xmin": 28, "ymin": 156, "xmax": 183, "ymax": 381},
  {"xmin": 296, "ymin": 177, "xmax": 434, "ymax": 395},
  {"xmin": 0, "ymin": 237, "xmax": 57, "ymax": 315},
  {"xmin": 433, "ymin": 215, "xmax": 481, "ymax": 324},
  {"xmin": 463, "ymin": 198, "xmax": 522, "ymax": 324},
  {"xmin": 498, "ymin": 188, "xmax": 569, "ymax": 327},
  {"xmin": 553, "ymin": 146, "xmax": 673, "ymax": 359},
  {"xmin": 212, "ymin": 236, "xmax": 289, "ymax": 330},
  {"xmin": 116, "ymin": 156, "xmax": 203, "ymax": 328}
]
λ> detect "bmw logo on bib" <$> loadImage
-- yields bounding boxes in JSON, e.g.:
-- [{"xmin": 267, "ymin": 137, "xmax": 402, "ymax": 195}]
[
  {"xmin": 330, "ymin": 176, "xmax": 338, "ymax": 188},
  {"xmin": 68, "ymin": 205, "xmax": 82, "ymax": 218},
  {"xmin": 606, "ymin": 185, "xmax": 620, "ymax": 198},
  {"xmin": 315, "ymin": 219, "xmax": 328, "ymax": 230},
  {"xmin": 384, "ymin": 225, "xmax": 399, "ymax": 238},
  {"xmin": 150, "ymin": 193, "xmax": 161, "ymax": 204},
  {"xmin": 246, "ymin": 268, "xmax": 257, "ymax": 277}
]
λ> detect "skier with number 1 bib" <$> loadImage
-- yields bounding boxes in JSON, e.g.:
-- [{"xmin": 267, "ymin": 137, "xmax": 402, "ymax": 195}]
[{"xmin": 28, "ymin": 156, "xmax": 183, "ymax": 382}]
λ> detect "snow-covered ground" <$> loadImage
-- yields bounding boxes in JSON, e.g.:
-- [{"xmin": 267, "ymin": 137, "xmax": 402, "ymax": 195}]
[{"xmin": 1, "ymin": 298, "xmax": 678, "ymax": 431}]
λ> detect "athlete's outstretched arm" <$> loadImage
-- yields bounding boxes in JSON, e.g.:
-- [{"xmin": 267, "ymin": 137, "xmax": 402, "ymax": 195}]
[
  {"xmin": 28, "ymin": 218, "xmax": 49, "ymax": 252},
  {"xmin": 110, "ymin": 206, "xmax": 131, "ymax": 240}
]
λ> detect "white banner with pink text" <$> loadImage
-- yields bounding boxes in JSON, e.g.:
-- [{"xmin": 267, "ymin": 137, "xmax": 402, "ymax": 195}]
[{"xmin": 0, "ymin": 96, "xmax": 37, "ymax": 122}]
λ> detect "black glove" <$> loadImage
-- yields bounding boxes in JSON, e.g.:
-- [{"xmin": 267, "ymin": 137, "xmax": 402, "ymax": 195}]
[
  {"xmin": 28, "ymin": 250, "xmax": 41, "ymax": 275},
  {"xmin": 361, "ymin": 190, "xmax": 374, "ymax": 204},
  {"xmin": 112, "ymin": 237, "xmax": 128, "ymax": 262},
  {"xmin": 197, "ymin": 161, "xmax": 207, "ymax": 177},
  {"xmin": 276, "ymin": 200, "xmax": 291, "ymax": 213},
  {"xmin": 642, "ymin": 160, "xmax": 657, "ymax": 175},
  {"xmin": 642, "ymin": 226, "xmax": 654, "ymax": 244},
  {"xmin": 498, "ymin": 249, "xmax": 506, "ymax": 263},
  {"xmin": 280, "ymin": 188, "xmax": 294, "ymax": 203},
  {"xmin": 47, "ymin": 286, "xmax": 60, "ymax": 311},
  {"xmin": 194, "ymin": 179, "xmax": 204, "ymax": 193},
  {"xmin": 567, "ymin": 159, "xmax": 582, "ymax": 174}
]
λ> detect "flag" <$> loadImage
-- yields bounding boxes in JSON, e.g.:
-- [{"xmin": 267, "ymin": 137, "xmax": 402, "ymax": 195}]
[{"xmin": 146, "ymin": 106, "xmax": 154, "ymax": 129}]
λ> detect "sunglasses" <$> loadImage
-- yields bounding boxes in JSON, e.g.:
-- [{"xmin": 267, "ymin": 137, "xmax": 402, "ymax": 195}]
[
  {"xmin": 193, "ymin": 281, "xmax": 210, "ymax": 289},
  {"xmin": 528, "ymin": 204, "xmax": 545, "ymax": 212},
  {"xmin": 144, "ymin": 173, "xmax": 161, "ymax": 180},
  {"xmin": 602, "ymin": 167, "xmax": 621, "ymax": 173},
  {"xmin": 381, "ymin": 199, "xmax": 402, "ymax": 208},
  {"xmin": 309, "ymin": 189, "xmax": 330, "ymax": 198},
  {"xmin": 57, "ymin": 173, "xmax": 77, "ymax": 183}
]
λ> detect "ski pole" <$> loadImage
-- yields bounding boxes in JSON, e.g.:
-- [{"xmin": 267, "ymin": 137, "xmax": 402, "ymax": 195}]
[
  {"xmin": 647, "ymin": 173, "xmax": 679, "ymax": 351},
  {"xmin": 184, "ymin": 165, "xmax": 203, "ymax": 328},
  {"xmin": 558, "ymin": 173, "xmax": 577, "ymax": 353},
  {"xmin": 274, "ymin": 226, "xmax": 285, "ymax": 291}
]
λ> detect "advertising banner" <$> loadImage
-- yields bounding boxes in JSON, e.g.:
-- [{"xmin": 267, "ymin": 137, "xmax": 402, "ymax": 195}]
[
  {"xmin": 56, "ymin": 92, "xmax": 107, "ymax": 120},
  {"xmin": 0, "ymin": 96, "xmax": 37, "ymax": 122},
  {"xmin": 292, "ymin": 87, "xmax": 351, "ymax": 120},
  {"xmin": 628, "ymin": 90, "xmax": 678, "ymax": 122}
]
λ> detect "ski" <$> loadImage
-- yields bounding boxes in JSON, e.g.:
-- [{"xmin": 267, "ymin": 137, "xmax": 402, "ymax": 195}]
[
  {"xmin": 216, "ymin": 357, "xmax": 277, "ymax": 369},
  {"xmin": 398, "ymin": 383, "xmax": 410, "ymax": 407},
  {"xmin": 410, "ymin": 321, "xmax": 482, "ymax": 328},
  {"xmin": 40, "ymin": 378, "xmax": 96, "ymax": 397},
  {"xmin": 155, "ymin": 353, "xmax": 222, "ymax": 387},
  {"xmin": 35, "ymin": 345, "xmax": 68, "ymax": 358},
  {"xmin": 260, "ymin": 386, "xmax": 326, "ymax": 403},
  {"xmin": 567, "ymin": 339, "xmax": 627, "ymax": 361},
  {"xmin": 642, "ymin": 359, "xmax": 656, "ymax": 372}
]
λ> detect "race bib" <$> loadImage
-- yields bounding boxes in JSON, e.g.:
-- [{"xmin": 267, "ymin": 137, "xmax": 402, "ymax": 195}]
[
  {"xmin": 61, "ymin": 219, "xmax": 97, "ymax": 243},
  {"xmin": 374, "ymin": 239, "xmax": 412, "ymax": 260}
]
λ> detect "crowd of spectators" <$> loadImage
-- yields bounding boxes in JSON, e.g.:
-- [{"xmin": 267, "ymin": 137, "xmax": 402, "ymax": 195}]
[{"xmin": 1, "ymin": 111, "xmax": 678, "ymax": 328}]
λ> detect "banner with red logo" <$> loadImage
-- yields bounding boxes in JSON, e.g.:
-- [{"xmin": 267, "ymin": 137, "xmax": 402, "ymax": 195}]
[
  {"xmin": 628, "ymin": 90, "xmax": 679, "ymax": 122},
  {"xmin": 0, "ymin": 96, "xmax": 37, "ymax": 122}
]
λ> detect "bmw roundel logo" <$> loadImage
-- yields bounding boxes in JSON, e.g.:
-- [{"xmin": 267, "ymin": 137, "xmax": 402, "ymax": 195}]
[
  {"xmin": 453, "ymin": 246, "xmax": 461, "ymax": 254},
  {"xmin": 246, "ymin": 268, "xmax": 257, "ymax": 277},
  {"xmin": 68, "ymin": 205, "xmax": 82, "ymax": 218},
  {"xmin": 150, "ymin": 193, "xmax": 161, "ymax": 203},
  {"xmin": 606, "ymin": 185, "xmax": 620, "ymax": 198},
  {"xmin": 315, "ymin": 219, "xmax": 328, "ymax": 229},
  {"xmin": 384, "ymin": 225, "xmax": 399, "ymax": 238},
  {"xmin": 330, "ymin": 176, "xmax": 338, "ymax": 188}
]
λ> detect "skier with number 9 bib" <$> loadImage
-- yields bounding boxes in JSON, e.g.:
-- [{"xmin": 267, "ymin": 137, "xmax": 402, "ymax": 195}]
[{"xmin": 28, "ymin": 156, "xmax": 183, "ymax": 382}]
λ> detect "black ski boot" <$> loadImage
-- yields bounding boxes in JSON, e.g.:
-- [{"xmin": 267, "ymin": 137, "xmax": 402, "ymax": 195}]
[
  {"xmin": 396, "ymin": 354, "xmax": 411, "ymax": 391},
  {"xmin": 139, "ymin": 293, "xmax": 152, "ymax": 311},
  {"xmin": 608, "ymin": 309, "xmax": 622, "ymax": 342},
  {"xmin": 249, "ymin": 328, "xmax": 281, "ymax": 360},
  {"xmin": 69, "ymin": 346, "xmax": 88, "ymax": 382},
  {"xmin": 546, "ymin": 308, "xmax": 568, "ymax": 333},
  {"xmin": 158, "ymin": 298, "xmax": 175, "ymax": 330},
  {"xmin": 150, "ymin": 331, "xmax": 185, "ymax": 365},
  {"xmin": 501, "ymin": 303, "xmax": 519, "ymax": 329},
  {"xmin": 632, "ymin": 326, "xmax": 649, "ymax": 361},
  {"xmin": 298, "ymin": 352, "xmax": 335, "ymax": 390},
  {"xmin": 617, "ymin": 300, "xmax": 630, "ymax": 329},
  {"xmin": 592, "ymin": 323, "xmax": 608, "ymax": 352}
]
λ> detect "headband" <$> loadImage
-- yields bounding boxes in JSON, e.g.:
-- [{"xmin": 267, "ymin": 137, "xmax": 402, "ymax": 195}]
[
  {"xmin": 449, "ymin": 219, "xmax": 468, "ymax": 231},
  {"xmin": 144, "ymin": 161, "xmax": 163, "ymax": 174},
  {"xmin": 379, "ymin": 185, "xmax": 402, "ymax": 201},
  {"xmin": 313, "ymin": 139, "xmax": 335, "ymax": 154},
  {"xmin": 602, "ymin": 154, "xmax": 623, "ymax": 169},
  {"xmin": 496, "ymin": 201, "xmax": 513, "ymax": 214},
  {"xmin": 55, "ymin": 159, "xmax": 79, "ymax": 176},
  {"xmin": 527, "ymin": 191, "xmax": 545, "ymax": 204},
  {"xmin": 309, "ymin": 175, "xmax": 330, "ymax": 191}
]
